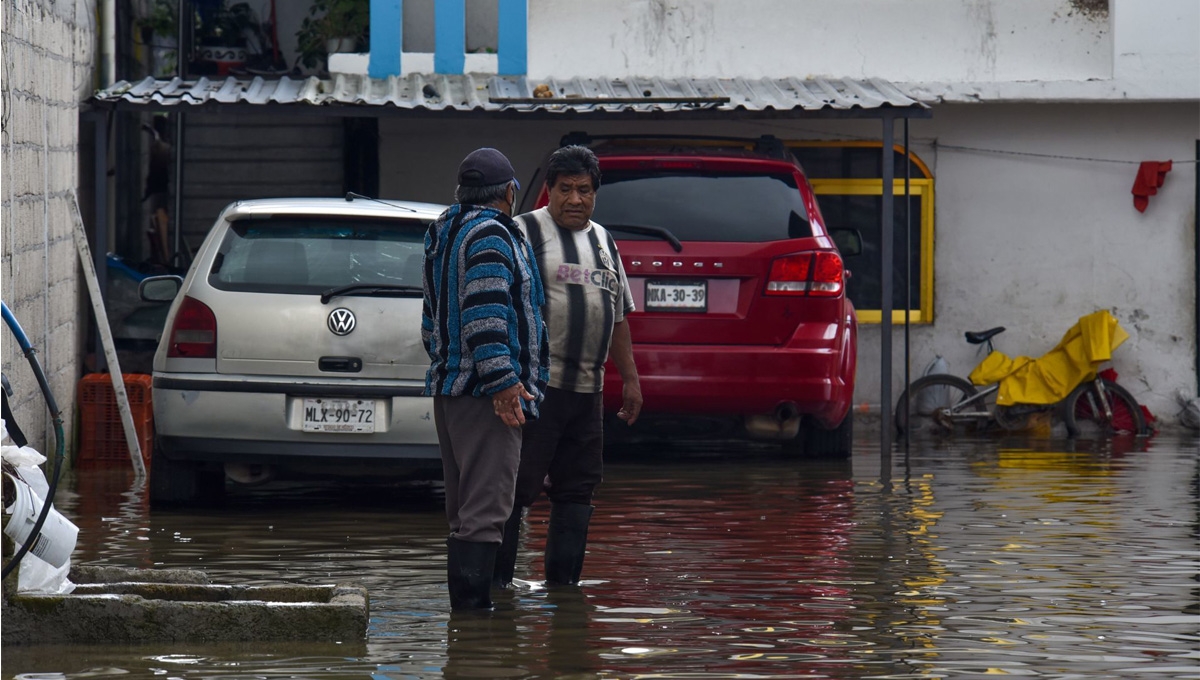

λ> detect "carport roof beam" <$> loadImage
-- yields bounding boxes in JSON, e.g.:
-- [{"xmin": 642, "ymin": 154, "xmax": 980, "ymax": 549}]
[{"xmin": 88, "ymin": 74, "xmax": 930, "ymax": 119}]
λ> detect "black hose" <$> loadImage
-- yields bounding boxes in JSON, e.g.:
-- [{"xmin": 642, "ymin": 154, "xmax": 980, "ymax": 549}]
[{"xmin": 2, "ymin": 302, "xmax": 67, "ymax": 580}]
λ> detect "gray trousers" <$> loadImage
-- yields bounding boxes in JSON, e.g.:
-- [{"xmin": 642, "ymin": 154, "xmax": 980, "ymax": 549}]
[{"xmin": 433, "ymin": 395, "xmax": 521, "ymax": 544}]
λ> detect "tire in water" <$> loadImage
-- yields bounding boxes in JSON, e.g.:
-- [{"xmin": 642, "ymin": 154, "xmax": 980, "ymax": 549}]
[
  {"xmin": 1063, "ymin": 378, "xmax": 1147, "ymax": 437},
  {"xmin": 798, "ymin": 410, "xmax": 854, "ymax": 459},
  {"xmin": 895, "ymin": 374, "xmax": 987, "ymax": 436}
]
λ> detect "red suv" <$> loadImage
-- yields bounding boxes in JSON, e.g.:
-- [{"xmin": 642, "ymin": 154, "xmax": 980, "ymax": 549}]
[{"xmin": 521, "ymin": 134, "xmax": 859, "ymax": 457}]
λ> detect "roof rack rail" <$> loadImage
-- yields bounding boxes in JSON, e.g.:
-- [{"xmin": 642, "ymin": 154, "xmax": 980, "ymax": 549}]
[{"xmin": 558, "ymin": 131, "xmax": 791, "ymax": 159}]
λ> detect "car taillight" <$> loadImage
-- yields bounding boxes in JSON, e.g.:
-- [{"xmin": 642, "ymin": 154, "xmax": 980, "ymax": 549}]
[
  {"xmin": 167, "ymin": 296, "xmax": 217, "ymax": 358},
  {"xmin": 765, "ymin": 251, "xmax": 844, "ymax": 297}
]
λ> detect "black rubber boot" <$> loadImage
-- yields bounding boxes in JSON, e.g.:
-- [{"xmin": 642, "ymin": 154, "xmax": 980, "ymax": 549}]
[
  {"xmin": 447, "ymin": 537, "xmax": 499, "ymax": 610},
  {"xmin": 492, "ymin": 507, "xmax": 524, "ymax": 589},
  {"xmin": 544, "ymin": 502, "xmax": 594, "ymax": 585}
]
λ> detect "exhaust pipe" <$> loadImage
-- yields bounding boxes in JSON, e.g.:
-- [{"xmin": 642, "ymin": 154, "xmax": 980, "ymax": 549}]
[{"xmin": 744, "ymin": 401, "xmax": 802, "ymax": 440}]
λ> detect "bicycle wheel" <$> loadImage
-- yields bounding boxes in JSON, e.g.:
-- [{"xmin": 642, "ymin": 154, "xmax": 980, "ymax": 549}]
[
  {"xmin": 895, "ymin": 374, "xmax": 988, "ymax": 436},
  {"xmin": 1063, "ymin": 378, "xmax": 1147, "ymax": 437}
]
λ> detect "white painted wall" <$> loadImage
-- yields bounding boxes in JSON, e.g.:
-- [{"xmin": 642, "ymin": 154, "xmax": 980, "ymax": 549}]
[
  {"xmin": 861, "ymin": 103, "xmax": 1197, "ymax": 428},
  {"xmin": 527, "ymin": 0, "xmax": 1198, "ymax": 101},
  {"xmin": 529, "ymin": 0, "xmax": 1111, "ymax": 81},
  {"xmin": 377, "ymin": 101, "xmax": 1197, "ymax": 425},
  {"xmin": 1113, "ymin": 0, "xmax": 1200, "ymax": 90}
]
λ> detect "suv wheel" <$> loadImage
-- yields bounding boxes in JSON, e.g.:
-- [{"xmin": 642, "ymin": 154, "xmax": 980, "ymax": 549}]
[{"xmin": 785, "ymin": 412, "xmax": 853, "ymax": 459}]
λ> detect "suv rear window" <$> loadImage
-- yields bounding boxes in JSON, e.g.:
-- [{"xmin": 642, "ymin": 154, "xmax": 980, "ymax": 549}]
[
  {"xmin": 592, "ymin": 170, "xmax": 811, "ymax": 242},
  {"xmin": 208, "ymin": 217, "xmax": 426, "ymax": 294}
]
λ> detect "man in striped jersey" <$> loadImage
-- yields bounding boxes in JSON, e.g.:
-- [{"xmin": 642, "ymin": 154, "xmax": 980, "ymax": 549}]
[
  {"xmin": 495, "ymin": 145, "xmax": 643, "ymax": 588},
  {"xmin": 423, "ymin": 147, "xmax": 550, "ymax": 610}
]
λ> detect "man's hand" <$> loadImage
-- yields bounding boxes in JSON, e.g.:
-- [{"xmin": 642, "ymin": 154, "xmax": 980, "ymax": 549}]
[
  {"xmin": 493, "ymin": 382, "xmax": 535, "ymax": 427},
  {"xmin": 617, "ymin": 381, "xmax": 643, "ymax": 426}
]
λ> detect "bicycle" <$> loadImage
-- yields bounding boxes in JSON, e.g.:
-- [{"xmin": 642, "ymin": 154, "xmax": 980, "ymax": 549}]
[{"xmin": 895, "ymin": 326, "xmax": 1147, "ymax": 437}]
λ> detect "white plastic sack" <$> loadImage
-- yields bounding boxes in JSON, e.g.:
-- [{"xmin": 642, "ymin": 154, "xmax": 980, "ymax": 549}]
[
  {"xmin": 2, "ymin": 443, "xmax": 47, "ymax": 469},
  {"xmin": 1, "ymin": 419, "xmax": 46, "ymax": 471},
  {"xmin": 17, "ymin": 553, "xmax": 75, "ymax": 594}
]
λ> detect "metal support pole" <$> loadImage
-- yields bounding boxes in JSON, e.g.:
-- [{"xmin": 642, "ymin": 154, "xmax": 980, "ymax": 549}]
[
  {"xmin": 903, "ymin": 120, "xmax": 912, "ymax": 455},
  {"xmin": 879, "ymin": 115, "xmax": 896, "ymax": 465},
  {"xmin": 172, "ymin": 112, "xmax": 185, "ymax": 266},
  {"xmin": 93, "ymin": 113, "xmax": 109, "ymax": 372},
  {"xmin": 172, "ymin": 0, "xmax": 189, "ymax": 267},
  {"xmin": 1195, "ymin": 140, "xmax": 1199, "ymax": 395},
  {"xmin": 177, "ymin": 0, "xmax": 189, "ymax": 78}
]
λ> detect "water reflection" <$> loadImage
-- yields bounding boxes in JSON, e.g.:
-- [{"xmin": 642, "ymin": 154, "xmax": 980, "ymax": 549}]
[{"xmin": 2, "ymin": 435, "xmax": 1197, "ymax": 679}]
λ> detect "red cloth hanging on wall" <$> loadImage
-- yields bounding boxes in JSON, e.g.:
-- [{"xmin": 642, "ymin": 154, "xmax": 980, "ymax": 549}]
[{"xmin": 1131, "ymin": 160, "xmax": 1172, "ymax": 212}]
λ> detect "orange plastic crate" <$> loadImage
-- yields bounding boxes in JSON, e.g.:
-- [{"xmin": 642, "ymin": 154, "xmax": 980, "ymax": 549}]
[{"xmin": 77, "ymin": 373, "xmax": 153, "ymax": 469}]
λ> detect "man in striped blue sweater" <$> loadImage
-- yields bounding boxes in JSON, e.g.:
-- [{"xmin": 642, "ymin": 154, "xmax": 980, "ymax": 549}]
[{"xmin": 422, "ymin": 147, "xmax": 550, "ymax": 611}]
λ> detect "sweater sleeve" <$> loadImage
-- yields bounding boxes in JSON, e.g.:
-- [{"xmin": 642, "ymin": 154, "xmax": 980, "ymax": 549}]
[{"xmin": 461, "ymin": 224, "xmax": 521, "ymax": 395}]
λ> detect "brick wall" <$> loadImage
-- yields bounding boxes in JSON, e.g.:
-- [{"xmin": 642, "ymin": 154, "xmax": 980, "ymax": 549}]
[{"xmin": 2, "ymin": 0, "xmax": 95, "ymax": 457}]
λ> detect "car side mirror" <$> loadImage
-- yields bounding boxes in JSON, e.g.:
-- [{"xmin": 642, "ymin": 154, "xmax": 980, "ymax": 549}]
[
  {"xmin": 831, "ymin": 228, "xmax": 863, "ymax": 257},
  {"xmin": 139, "ymin": 275, "xmax": 183, "ymax": 303}
]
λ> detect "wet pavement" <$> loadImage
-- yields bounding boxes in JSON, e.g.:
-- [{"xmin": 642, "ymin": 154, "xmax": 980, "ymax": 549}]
[{"xmin": 3, "ymin": 433, "xmax": 1198, "ymax": 679}]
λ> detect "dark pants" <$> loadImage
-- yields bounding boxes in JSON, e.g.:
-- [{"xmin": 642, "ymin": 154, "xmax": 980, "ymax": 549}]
[
  {"xmin": 434, "ymin": 395, "xmax": 521, "ymax": 544},
  {"xmin": 514, "ymin": 386, "xmax": 604, "ymax": 508}
]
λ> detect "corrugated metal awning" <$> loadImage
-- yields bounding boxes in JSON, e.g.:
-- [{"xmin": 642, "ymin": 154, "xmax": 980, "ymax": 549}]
[{"xmin": 89, "ymin": 73, "xmax": 928, "ymax": 118}]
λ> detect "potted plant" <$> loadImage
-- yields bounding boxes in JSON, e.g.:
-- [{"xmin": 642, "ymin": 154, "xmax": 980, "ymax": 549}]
[
  {"xmin": 295, "ymin": 0, "xmax": 370, "ymax": 72},
  {"xmin": 195, "ymin": 1, "xmax": 260, "ymax": 76},
  {"xmin": 137, "ymin": 0, "xmax": 179, "ymax": 77}
]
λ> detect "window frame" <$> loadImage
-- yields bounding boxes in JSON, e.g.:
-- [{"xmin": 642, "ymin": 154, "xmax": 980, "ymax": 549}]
[{"xmin": 789, "ymin": 141, "xmax": 935, "ymax": 324}]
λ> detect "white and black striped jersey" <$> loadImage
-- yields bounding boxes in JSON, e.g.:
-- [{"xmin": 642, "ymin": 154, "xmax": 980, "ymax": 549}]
[{"xmin": 515, "ymin": 207, "xmax": 636, "ymax": 394}]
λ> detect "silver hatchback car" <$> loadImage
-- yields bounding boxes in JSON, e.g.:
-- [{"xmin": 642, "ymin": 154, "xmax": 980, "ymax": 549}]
[{"xmin": 139, "ymin": 197, "xmax": 447, "ymax": 505}]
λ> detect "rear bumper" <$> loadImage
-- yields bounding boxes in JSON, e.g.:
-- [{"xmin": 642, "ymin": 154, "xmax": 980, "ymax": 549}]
[
  {"xmin": 158, "ymin": 436, "xmax": 439, "ymax": 464},
  {"xmin": 605, "ymin": 328, "xmax": 855, "ymax": 427},
  {"xmin": 152, "ymin": 373, "xmax": 439, "ymax": 464}
]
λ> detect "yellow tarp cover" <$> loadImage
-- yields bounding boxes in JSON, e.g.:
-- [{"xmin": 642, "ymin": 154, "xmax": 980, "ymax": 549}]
[{"xmin": 967, "ymin": 310, "xmax": 1130, "ymax": 406}]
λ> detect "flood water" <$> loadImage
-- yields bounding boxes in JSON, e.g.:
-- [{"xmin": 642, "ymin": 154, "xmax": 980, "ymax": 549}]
[{"xmin": 4, "ymin": 433, "xmax": 1198, "ymax": 679}]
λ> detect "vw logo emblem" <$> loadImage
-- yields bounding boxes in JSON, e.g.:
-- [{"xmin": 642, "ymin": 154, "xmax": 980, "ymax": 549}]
[{"xmin": 327, "ymin": 308, "xmax": 356, "ymax": 336}]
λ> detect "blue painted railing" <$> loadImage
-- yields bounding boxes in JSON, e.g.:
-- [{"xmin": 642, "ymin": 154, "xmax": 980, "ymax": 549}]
[{"xmin": 369, "ymin": 0, "xmax": 527, "ymax": 77}]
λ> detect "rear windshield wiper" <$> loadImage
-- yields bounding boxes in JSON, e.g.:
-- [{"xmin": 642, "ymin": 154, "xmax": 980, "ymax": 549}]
[
  {"xmin": 603, "ymin": 223, "xmax": 683, "ymax": 253},
  {"xmin": 320, "ymin": 283, "xmax": 423, "ymax": 304}
]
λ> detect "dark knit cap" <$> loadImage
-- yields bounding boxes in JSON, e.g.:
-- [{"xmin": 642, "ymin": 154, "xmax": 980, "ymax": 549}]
[{"xmin": 457, "ymin": 147, "xmax": 519, "ymax": 189}]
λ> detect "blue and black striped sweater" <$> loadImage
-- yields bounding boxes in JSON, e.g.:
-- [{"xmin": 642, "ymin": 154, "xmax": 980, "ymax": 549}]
[{"xmin": 422, "ymin": 203, "xmax": 549, "ymax": 415}]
